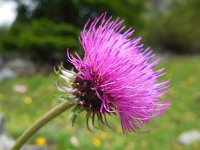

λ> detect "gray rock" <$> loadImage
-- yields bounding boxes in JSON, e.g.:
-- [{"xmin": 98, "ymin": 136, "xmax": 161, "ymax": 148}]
[
  {"xmin": 0, "ymin": 68, "xmax": 17, "ymax": 81},
  {"xmin": 148, "ymin": 0, "xmax": 171, "ymax": 13},
  {"xmin": 178, "ymin": 130, "xmax": 200, "ymax": 145},
  {"xmin": 0, "ymin": 113, "xmax": 15, "ymax": 150},
  {"xmin": 0, "ymin": 56, "xmax": 36, "ymax": 81},
  {"xmin": 0, "ymin": 113, "xmax": 45, "ymax": 150},
  {"xmin": 0, "ymin": 113, "xmax": 5, "ymax": 133},
  {"xmin": 5, "ymin": 58, "xmax": 35, "ymax": 75},
  {"xmin": 0, "ymin": 134, "xmax": 15, "ymax": 150}
]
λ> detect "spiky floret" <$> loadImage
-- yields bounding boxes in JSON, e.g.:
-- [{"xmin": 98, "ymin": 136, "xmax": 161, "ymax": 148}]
[{"xmin": 58, "ymin": 13, "xmax": 170, "ymax": 133}]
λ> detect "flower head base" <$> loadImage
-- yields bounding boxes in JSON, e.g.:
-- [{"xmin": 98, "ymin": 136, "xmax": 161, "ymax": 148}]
[{"xmin": 57, "ymin": 13, "xmax": 170, "ymax": 133}]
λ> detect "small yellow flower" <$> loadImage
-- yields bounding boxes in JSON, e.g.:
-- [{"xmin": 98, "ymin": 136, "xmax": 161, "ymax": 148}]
[
  {"xmin": 92, "ymin": 137, "xmax": 101, "ymax": 147},
  {"xmin": 36, "ymin": 136, "xmax": 46, "ymax": 146},
  {"xmin": 0, "ymin": 93, "xmax": 4, "ymax": 100},
  {"xmin": 23, "ymin": 96, "xmax": 32, "ymax": 105}
]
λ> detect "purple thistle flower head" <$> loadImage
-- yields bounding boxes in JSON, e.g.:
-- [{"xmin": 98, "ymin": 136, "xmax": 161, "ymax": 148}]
[{"xmin": 58, "ymin": 13, "xmax": 170, "ymax": 133}]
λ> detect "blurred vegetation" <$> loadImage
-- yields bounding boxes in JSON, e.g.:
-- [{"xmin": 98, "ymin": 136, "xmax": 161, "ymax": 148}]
[
  {"xmin": 0, "ymin": 0, "xmax": 199, "ymax": 64},
  {"xmin": 0, "ymin": 19, "xmax": 80, "ymax": 63},
  {"xmin": 144, "ymin": 0, "xmax": 200, "ymax": 54},
  {"xmin": 0, "ymin": 0, "xmax": 146, "ymax": 65}
]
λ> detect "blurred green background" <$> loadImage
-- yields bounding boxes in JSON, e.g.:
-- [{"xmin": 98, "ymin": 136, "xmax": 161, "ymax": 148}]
[{"xmin": 0, "ymin": 0, "xmax": 200, "ymax": 150}]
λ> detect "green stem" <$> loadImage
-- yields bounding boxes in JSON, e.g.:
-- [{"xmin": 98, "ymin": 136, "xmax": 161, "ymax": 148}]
[{"xmin": 12, "ymin": 101, "xmax": 74, "ymax": 150}]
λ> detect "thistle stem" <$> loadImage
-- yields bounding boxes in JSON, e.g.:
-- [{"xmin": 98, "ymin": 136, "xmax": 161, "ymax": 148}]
[{"xmin": 12, "ymin": 101, "xmax": 74, "ymax": 150}]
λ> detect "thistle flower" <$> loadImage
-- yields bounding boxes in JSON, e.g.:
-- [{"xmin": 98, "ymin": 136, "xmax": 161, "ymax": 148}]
[{"xmin": 58, "ymin": 13, "xmax": 170, "ymax": 133}]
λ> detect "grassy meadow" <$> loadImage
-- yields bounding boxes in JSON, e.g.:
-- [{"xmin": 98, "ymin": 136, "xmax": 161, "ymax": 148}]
[{"xmin": 0, "ymin": 56, "xmax": 200, "ymax": 150}]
